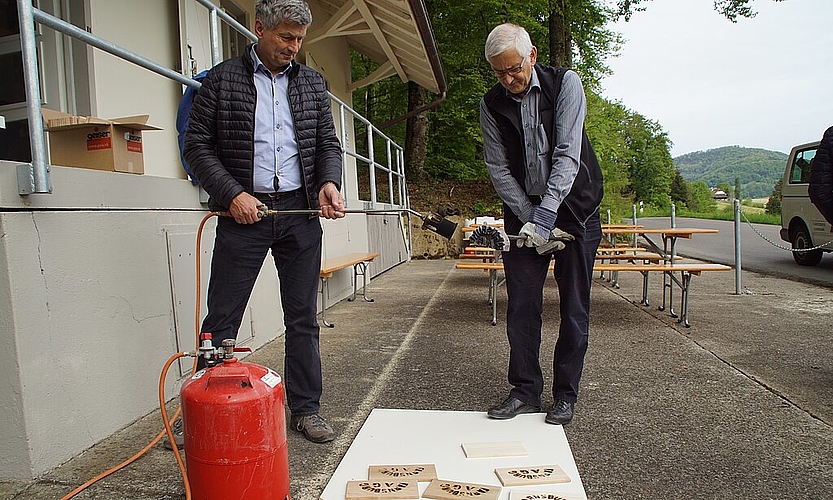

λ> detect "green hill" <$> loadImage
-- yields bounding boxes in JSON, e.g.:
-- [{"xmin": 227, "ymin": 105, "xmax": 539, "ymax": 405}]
[{"xmin": 673, "ymin": 146, "xmax": 787, "ymax": 199}]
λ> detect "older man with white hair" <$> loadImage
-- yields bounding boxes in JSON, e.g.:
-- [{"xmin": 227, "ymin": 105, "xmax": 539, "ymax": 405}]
[{"xmin": 479, "ymin": 23, "xmax": 604, "ymax": 426}]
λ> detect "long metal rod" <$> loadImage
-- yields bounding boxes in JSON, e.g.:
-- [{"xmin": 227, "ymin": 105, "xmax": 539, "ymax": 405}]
[
  {"xmin": 32, "ymin": 8, "xmax": 199, "ymax": 89},
  {"xmin": 734, "ymin": 199, "xmax": 742, "ymax": 294},
  {"xmin": 18, "ymin": 0, "xmax": 50, "ymax": 193},
  {"xmin": 195, "ymin": 0, "xmax": 256, "ymax": 43},
  {"xmin": 255, "ymin": 208, "xmax": 427, "ymax": 218},
  {"xmin": 209, "ymin": 8, "xmax": 221, "ymax": 66}
]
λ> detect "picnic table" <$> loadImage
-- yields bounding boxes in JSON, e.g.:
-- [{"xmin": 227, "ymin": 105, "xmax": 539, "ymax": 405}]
[{"xmin": 458, "ymin": 226, "xmax": 729, "ymax": 327}]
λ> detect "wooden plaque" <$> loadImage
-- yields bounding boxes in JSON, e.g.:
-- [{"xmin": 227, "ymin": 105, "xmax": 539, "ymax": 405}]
[
  {"xmin": 461, "ymin": 440, "xmax": 528, "ymax": 458},
  {"xmin": 495, "ymin": 464, "xmax": 571, "ymax": 486},
  {"xmin": 368, "ymin": 464, "xmax": 438, "ymax": 482},
  {"xmin": 345, "ymin": 480, "xmax": 419, "ymax": 499},
  {"xmin": 422, "ymin": 479, "xmax": 501, "ymax": 500},
  {"xmin": 508, "ymin": 491, "xmax": 585, "ymax": 500}
]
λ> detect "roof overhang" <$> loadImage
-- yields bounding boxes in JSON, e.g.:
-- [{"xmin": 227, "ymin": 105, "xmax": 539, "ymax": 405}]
[{"xmin": 306, "ymin": 0, "xmax": 445, "ymax": 95}]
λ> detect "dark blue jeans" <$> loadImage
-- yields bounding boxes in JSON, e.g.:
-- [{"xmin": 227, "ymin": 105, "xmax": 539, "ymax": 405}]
[
  {"xmin": 199, "ymin": 189, "xmax": 323, "ymax": 416},
  {"xmin": 502, "ymin": 213, "xmax": 602, "ymax": 406}
]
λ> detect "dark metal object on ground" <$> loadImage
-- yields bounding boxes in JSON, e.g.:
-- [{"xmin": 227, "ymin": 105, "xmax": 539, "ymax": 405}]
[{"xmin": 469, "ymin": 225, "xmax": 508, "ymax": 250}]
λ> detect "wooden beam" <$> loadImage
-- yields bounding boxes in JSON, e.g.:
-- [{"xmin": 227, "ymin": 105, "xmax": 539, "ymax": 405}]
[
  {"xmin": 305, "ymin": 0, "xmax": 359, "ymax": 45},
  {"xmin": 348, "ymin": 61, "xmax": 396, "ymax": 91},
  {"xmin": 353, "ymin": 0, "xmax": 406, "ymax": 81}
]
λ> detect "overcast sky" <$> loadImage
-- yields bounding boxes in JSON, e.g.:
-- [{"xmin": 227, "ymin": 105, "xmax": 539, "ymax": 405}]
[{"xmin": 601, "ymin": 0, "xmax": 833, "ymax": 157}]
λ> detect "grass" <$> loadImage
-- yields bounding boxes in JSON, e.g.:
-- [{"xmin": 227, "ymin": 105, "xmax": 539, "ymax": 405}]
[{"xmin": 634, "ymin": 200, "xmax": 781, "ymax": 225}]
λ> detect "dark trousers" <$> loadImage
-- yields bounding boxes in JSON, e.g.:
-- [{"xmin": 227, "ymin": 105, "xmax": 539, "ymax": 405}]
[
  {"xmin": 198, "ymin": 189, "xmax": 324, "ymax": 416},
  {"xmin": 502, "ymin": 213, "xmax": 602, "ymax": 406}
]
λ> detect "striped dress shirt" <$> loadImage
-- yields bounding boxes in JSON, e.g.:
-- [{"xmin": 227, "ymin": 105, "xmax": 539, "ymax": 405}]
[{"xmin": 479, "ymin": 68, "xmax": 586, "ymax": 223}]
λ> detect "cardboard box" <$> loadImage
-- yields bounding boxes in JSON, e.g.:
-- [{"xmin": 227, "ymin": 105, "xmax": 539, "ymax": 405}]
[{"xmin": 43, "ymin": 109, "xmax": 161, "ymax": 174}]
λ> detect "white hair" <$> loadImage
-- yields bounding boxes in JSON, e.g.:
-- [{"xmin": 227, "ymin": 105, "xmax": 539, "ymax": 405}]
[
  {"xmin": 484, "ymin": 23, "xmax": 533, "ymax": 63},
  {"xmin": 256, "ymin": 0, "xmax": 312, "ymax": 29}
]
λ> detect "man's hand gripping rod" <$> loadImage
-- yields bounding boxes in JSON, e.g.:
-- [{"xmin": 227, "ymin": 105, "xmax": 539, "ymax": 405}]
[{"xmin": 221, "ymin": 206, "xmax": 459, "ymax": 240}]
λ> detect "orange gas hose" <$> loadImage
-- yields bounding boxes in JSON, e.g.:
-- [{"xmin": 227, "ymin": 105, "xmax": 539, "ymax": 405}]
[
  {"xmin": 58, "ymin": 407, "xmax": 182, "ymax": 500},
  {"xmin": 60, "ymin": 212, "xmax": 219, "ymax": 499},
  {"xmin": 160, "ymin": 352, "xmax": 192, "ymax": 499}
]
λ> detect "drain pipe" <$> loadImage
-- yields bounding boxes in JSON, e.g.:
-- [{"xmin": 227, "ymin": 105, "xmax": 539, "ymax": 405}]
[{"xmin": 378, "ymin": 0, "xmax": 447, "ymax": 130}]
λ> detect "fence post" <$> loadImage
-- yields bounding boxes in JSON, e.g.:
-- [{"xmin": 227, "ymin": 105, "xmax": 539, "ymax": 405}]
[
  {"xmin": 734, "ymin": 199, "xmax": 742, "ymax": 294},
  {"xmin": 632, "ymin": 203, "xmax": 638, "ymax": 247},
  {"xmin": 670, "ymin": 203, "xmax": 676, "ymax": 228}
]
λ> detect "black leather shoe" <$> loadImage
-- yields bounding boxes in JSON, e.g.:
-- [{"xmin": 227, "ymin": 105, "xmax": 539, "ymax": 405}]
[
  {"xmin": 487, "ymin": 396, "xmax": 541, "ymax": 420},
  {"xmin": 545, "ymin": 399, "xmax": 574, "ymax": 425}
]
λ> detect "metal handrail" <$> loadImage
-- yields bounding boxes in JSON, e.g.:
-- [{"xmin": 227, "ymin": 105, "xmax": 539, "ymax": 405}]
[{"xmin": 16, "ymin": 0, "xmax": 410, "ymax": 217}]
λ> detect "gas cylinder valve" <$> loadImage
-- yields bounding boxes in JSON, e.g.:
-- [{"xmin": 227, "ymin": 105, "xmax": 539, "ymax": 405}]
[
  {"xmin": 198, "ymin": 332, "xmax": 217, "ymax": 366},
  {"xmin": 221, "ymin": 338, "xmax": 236, "ymax": 360}
]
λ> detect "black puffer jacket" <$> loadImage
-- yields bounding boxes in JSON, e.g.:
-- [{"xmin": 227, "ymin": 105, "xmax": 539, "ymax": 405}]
[
  {"xmin": 809, "ymin": 126, "xmax": 833, "ymax": 225},
  {"xmin": 184, "ymin": 44, "xmax": 342, "ymax": 212}
]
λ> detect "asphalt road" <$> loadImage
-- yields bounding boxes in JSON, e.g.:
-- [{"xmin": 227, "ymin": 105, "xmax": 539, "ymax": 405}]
[{"xmin": 628, "ymin": 216, "xmax": 833, "ymax": 288}]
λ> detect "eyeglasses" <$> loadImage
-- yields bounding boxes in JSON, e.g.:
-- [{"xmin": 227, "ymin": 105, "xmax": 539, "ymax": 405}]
[{"xmin": 492, "ymin": 62, "xmax": 525, "ymax": 78}]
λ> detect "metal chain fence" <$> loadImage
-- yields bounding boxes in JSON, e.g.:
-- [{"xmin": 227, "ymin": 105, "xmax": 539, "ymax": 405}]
[{"xmin": 737, "ymin": 207, "xmax": 833, "ymax": 253}]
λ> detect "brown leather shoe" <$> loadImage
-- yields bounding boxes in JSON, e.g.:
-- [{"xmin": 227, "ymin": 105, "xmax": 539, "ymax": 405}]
[
  {"xmin": 290, "ymin": 414, "xmax": 335, "ymax": 443},
  {"xmin": 487, "ymin": 396, "xmax": 542, "ymax": 420}
]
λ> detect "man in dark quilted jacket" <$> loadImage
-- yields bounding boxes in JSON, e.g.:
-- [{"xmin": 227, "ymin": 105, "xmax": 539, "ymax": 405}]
[
  {"xmin": 183, "ymin": 0, "xmax": 343, "ymax": 444},
  {"xmin": 809, "ymin": 126, "xmax": 833, "ymax": 225}
]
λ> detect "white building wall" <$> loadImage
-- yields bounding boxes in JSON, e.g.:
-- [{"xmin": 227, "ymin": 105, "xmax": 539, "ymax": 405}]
[
  {"xmin": 86, "ymin": 0, "xmax": 189, "ymax": 180},
  {"xmin": 0, "ymin": 0, "xmax": 400, "ymax": 479}
]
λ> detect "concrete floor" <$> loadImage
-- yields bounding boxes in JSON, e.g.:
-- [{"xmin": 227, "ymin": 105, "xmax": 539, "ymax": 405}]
[{"xmin": 3, "ymin": 258, "xmax": 832, "ymax": 499}]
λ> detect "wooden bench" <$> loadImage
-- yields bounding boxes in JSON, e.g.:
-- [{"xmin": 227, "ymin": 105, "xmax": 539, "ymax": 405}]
[
  {"xmin": 455, "ymin": 260, "xmax": 731, "ymax": 327},
  {"xmin": 595, "ymin": 246, "xmax": 644, "ymax": 254},
  {"xmin": 319, "ymin": 252, "xmax": 380, "ymax": 328},
  {"xmin": 592, "ymin": 262, "xmax": 731, "ymax": 326},
  {"xmin": 459, "ymin": 246, "xmax": 499, "ymax": 263},
  {"xmin": 455, "ymin": 261, "xmax": 554, "ymax": 326},
  {"xmin": 595, "ymin": 252, "xmax": 681, "ymax": 288}
]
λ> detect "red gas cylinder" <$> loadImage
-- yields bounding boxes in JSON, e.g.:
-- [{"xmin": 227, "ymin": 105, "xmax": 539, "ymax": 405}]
[{"xmin": 180, "ymin": 357, "xmax": 289, "ymax": 500}]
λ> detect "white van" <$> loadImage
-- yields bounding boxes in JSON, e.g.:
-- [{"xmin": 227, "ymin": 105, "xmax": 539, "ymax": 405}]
[{"xmin": 779, "ymin": 140, "xmax": 833, "ymax": 265}]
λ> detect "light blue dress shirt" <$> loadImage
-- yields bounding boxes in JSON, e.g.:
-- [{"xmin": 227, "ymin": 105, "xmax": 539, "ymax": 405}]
[{"xmin": 251, "ymin": 46, "xmax": 302, "ymax": 193}]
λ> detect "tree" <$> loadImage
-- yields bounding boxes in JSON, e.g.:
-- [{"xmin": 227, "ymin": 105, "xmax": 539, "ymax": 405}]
[
  {"xmin": 687, "ymin": 180, "xmax": 718, "ymax": 212},
  {"xmin": 669, "ymin": 168, "xmax": 689, "ymax": 207},
  {"xmin": 765, "ymin": 178, "xmax": 782, "ymax": 215},
  {"xmin": 405, "ymin": 82, "xmax": 429, "ymax": 182},
  {"xmin": 623, "ymin": 112, "xmax": 674, "ymax": 208},
  {"xmin": 615, "ymin": 0, "xmax": 786, "ymax": 22},
  {"xmin": 350, "ymin": 0, "xmax": 676, "ymax": 220},
  {"xmin": 535, "ymin": 1, "xmax": 623, "ymax": 89}
]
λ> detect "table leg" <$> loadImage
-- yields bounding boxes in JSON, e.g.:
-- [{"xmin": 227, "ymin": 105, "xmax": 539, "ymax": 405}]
[
  {"xmin": 488, "ymin": 269, "xmax": 495, "ymax": 306},
  {"xmin": 348, "ymin": 261, "xmax": 374, "ymax": 303},
  {"xmin": 320, "ymin": 277, "xmax": 334, "ymax": 328},
  {"xmin": 667, "ymin": 237, "xmax": 677, "ymax": 318},
  {"xmin": 678, "ymin": 272, "xmax": 692, "ymax": 328}
]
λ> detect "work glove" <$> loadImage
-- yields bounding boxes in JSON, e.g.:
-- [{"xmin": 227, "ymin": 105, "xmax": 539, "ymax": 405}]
[
  {"xmin": 517, "ymin": 222, "xmax": 550, "ymax": 248},
  {"xmin": 517, "ymin": 206, "xmax": 558, "ymax": 248},
  {"xmin": 535, "ymin": 227, "xmax": 576, "ymax": 255}
]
